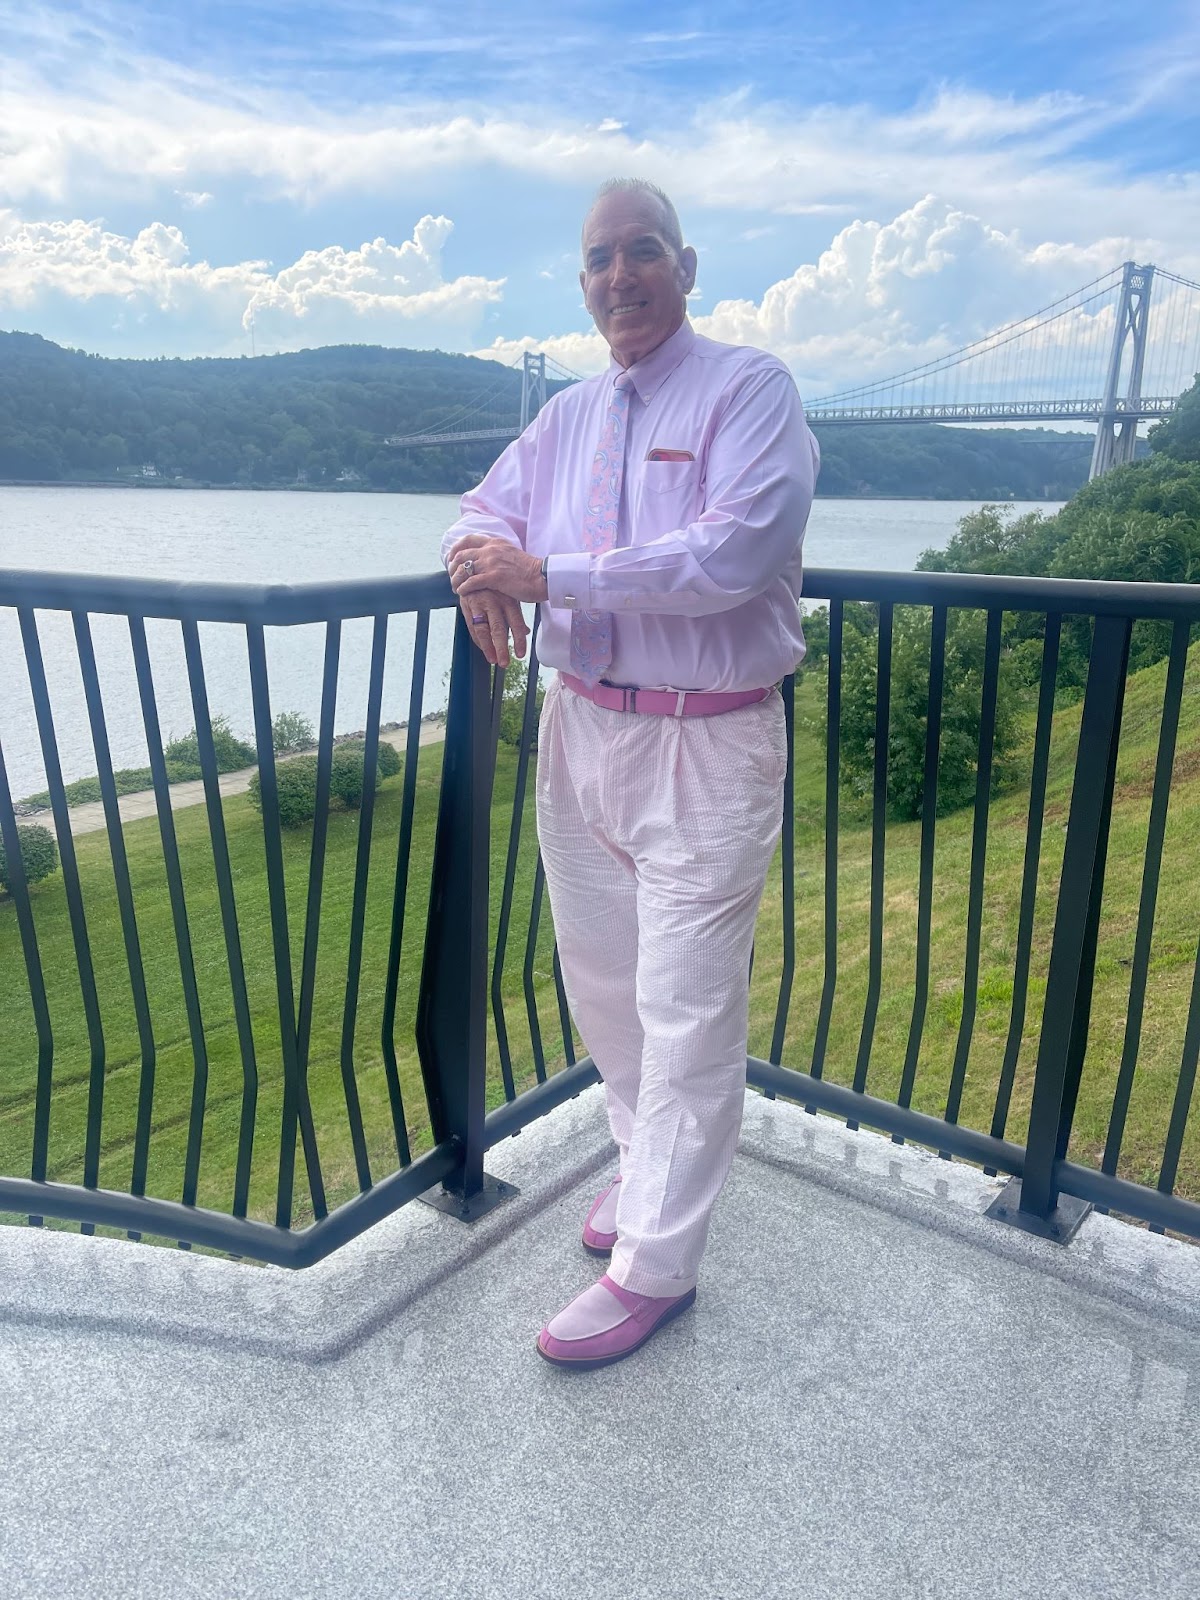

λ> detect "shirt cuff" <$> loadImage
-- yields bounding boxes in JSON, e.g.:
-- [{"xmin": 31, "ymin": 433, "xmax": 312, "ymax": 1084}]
[{"xmin": 545, "ymin": 553, "xmax": 591, "ymax": 610}]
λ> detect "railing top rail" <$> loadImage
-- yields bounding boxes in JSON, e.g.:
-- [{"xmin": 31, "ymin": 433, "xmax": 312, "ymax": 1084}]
[
  {"xmin": 0, "ymin": 568, "xmax": 456, "ymax": 624},
  {"xmin": 4, "ymin": 562, "xmax": 1200, "ymax": 626},
  {"xmin": 803, "ymin": 565, "xmax": 1200, "ymax": 622}
]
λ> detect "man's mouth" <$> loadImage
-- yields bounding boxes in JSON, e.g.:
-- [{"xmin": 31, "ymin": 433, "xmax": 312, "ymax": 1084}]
[{"xmin": 609, "ymin": 301, "xmax": 647, "ymax": 317}]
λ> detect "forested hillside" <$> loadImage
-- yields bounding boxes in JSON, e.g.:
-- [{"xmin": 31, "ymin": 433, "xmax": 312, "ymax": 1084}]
[{"xmin": 1, "ymin": 327, "xmax": 1094, "ymax": 497}]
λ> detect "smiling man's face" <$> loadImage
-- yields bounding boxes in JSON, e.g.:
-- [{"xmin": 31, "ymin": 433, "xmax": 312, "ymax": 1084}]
[{"xmin": 580, "ymin": 190, "xmax": 697, "ymax": 369}]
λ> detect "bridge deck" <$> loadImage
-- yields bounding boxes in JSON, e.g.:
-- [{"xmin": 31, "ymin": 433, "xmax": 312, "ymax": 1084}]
[
  {"xmin": 2, "ymin": 1084, "xmax": 1197, "ymax": 1599},
  {"xmin": 386, "ymin": 396, "xmax": 1178, "ymax": 447}
]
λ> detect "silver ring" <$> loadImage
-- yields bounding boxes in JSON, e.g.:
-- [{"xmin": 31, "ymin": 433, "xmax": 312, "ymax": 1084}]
[
  {"xmin": 462, "ymin": 558, "xmax": 475, "ymax": 576},
  {"xmin": 471, "ymin": 613, "xmax": 486, "ymax": 624}
]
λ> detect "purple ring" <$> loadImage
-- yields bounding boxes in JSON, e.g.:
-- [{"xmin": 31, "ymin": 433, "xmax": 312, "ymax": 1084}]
[{"xmin": 471, "ymin": 613, "xmax": 486, "ymax": 624}]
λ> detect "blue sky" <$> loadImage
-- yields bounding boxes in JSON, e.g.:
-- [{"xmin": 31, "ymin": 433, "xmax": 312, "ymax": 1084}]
[{"xmin": 2, "ymin": 0, "xmax": 1198, "ymax": 393}]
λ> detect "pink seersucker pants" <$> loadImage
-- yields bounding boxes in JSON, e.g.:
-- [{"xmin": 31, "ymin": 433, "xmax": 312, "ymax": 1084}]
[{"xmin": 535, "ymin": 674, "xmax": 787, "ymax": 1298}]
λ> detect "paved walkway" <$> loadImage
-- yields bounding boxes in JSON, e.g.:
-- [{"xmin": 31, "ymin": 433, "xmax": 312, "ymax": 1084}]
[
  {"xmin": 2, "ymin": 1087, "xmax": 1198, "ymax": 1599},
  {"xmin": 25, "ymin": 721, "xmax": 446, "ymax": 839}
]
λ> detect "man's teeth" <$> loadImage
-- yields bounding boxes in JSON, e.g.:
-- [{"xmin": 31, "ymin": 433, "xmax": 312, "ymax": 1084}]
[{"xmin": 611, "ymin": 303, "xmax": 644, "ymax": 314}]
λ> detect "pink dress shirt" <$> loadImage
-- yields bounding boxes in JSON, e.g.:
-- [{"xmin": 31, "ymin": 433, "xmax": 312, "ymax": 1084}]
[{"xmin": 441, "ymin": 320, "xmax": 820, "ymax": 693}]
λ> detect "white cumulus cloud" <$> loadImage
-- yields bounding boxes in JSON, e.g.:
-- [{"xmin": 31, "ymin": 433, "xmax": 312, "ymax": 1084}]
[
  {"xmin": 0, "ymin": 209, "xmax": 504, "ymax": 353},
  {"xmin": 243, "ymin": 215, "xmax": 503, "ymax": 347},
  {"xmin": 481, "ymin": 196, "xmax": 1189, "ymax": 401}
]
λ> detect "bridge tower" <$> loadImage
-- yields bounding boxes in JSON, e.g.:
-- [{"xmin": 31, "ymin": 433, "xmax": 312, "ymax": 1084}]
[
  {"xmin": 520, "ymin": 352, "xmax": 547, "ymax": 431},
  {"xmin": 1090, "ymin": 261, "xmax": 1155, "ymax": 480}
]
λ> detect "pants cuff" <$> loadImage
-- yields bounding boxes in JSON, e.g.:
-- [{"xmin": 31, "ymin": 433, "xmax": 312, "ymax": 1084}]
[{"xmin": 607, "ymin": 1249, "xmax": 698, "ymax": 1300}]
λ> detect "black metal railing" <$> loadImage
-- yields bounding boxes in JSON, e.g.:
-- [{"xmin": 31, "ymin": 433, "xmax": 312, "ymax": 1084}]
[{"xmin": 3, "ymin": 563, "xmax": 1200, "ymax": 1262}]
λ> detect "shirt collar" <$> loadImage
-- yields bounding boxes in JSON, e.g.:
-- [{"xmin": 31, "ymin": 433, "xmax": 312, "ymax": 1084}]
[{"xmin": 606, "ymin": 319, "xmax": 696, "ymax": 405}]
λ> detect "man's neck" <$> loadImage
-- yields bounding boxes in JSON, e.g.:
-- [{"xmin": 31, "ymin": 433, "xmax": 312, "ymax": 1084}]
[{"xmin": 610, "ymin": 316, "xmax": 688, "ymax": 370}]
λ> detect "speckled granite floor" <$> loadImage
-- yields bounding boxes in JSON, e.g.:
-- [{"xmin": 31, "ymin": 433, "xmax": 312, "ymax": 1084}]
[{"xmin": 2, "ymin": 1085, "xmax": 1198, "ymax": 1600}]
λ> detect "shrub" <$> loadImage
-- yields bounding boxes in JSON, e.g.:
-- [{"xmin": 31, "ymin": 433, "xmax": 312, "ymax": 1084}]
[
  {"xmin": 272, "ymin": 711, "xmax": 315, "ymax": 754},
  {"xmin": 376, "ymin": 739, "xmax": 402, "ymax": 779},
  {"xmin": 247, "ymin": 737, "xmax": 399, "ymax": 828},
  {"xmin": 0, "ymin": 823, "xmax": 59, "ymax": 892},
  {"xmin": 165, "ymin": 713, "xmax": 256, "ymax": 773},
  {"xmin": 247, "ymin": 754, "xmax": 318, "ymax": 828},
  {"xmin": 329, "ymin": 744, "xmax": 370, "ymax": 809}
]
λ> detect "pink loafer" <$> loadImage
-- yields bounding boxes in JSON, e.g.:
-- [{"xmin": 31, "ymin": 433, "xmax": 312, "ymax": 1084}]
[
  {"xmin": 582, "ymin": 1174, "xmax": 621, "ymax": 1256},
  {"xmin": 536, "ymin": 1274, "xmax": 697, "ymax": 1370}
]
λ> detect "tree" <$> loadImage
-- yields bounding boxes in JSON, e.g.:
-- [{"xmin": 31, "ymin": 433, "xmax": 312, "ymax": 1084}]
[
  {"xmin": 164, "ymin": 714, "xmax": 256, "ymax": 773},
  {"xmin": 1148, "ymin": 373, "xmax": 1200, "ymax": 463},
  {"xmin": 0, "ymin": 824, "xmax": 59, "ymax": 893},
  {"xmin": 829, "ymin": 604, "xmax": 1022, "ymax": 820}
]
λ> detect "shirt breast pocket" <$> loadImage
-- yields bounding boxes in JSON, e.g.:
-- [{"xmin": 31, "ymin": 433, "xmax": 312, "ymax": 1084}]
[{"xmin": 644, "ymin": 460, "xmax": 700, "ymax": 495}]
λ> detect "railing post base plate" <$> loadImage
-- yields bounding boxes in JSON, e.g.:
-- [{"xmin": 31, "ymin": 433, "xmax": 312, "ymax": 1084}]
[
  {"xmin": 985, "ymin": 1176, "xmax": 1091, "ymax": 1245},
  {"xmin": 418, "ymin": 1173, "xmax": 519, "ymax": 1223}
]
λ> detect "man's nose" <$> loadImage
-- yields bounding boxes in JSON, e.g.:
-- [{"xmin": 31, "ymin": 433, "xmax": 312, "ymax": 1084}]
[{"xmin": 608, "ymin": 250, "xmax": 636, "ymax": 286}]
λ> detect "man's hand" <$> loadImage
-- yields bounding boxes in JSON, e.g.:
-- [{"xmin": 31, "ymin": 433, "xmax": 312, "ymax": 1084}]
[
  {"xmin": 459, "ymin": 586, "xmax": 528, "ymax": 670},
  {"xmin": 449, "ymin": 534, "xmax": 549, "ymax": 603}
]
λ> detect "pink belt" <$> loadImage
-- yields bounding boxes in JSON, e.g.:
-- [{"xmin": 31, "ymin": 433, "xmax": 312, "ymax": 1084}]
[{"xmin": 560, "ymin": 672, "xmax": 773, "ymax": 718}]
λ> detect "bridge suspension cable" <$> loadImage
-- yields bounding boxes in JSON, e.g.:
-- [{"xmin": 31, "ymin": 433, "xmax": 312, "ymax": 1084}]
[{"xmin": 811, "ymin": 266, "xmax": 1125, "ymax": 407}]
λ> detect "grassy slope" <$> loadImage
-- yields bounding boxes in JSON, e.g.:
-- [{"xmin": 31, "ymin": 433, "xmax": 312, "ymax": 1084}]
[{"xmin": 3, "ymin": 643, "xmax": 1200, "ymax": 1228}]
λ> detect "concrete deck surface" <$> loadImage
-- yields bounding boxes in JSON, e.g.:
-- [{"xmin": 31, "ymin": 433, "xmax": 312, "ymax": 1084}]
[{"xmin": 2, "ymin": 1085, "xmax": 1198, "ymax": 1600}]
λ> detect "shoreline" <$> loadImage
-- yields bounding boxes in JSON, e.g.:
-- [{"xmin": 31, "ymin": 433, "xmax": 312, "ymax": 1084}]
[
  {"xmin": 0, "ymin": 480, "xmax": 1070, "ymax": 504},
  {"xmin": 17, "ymin": 719, "xmax": 448, "ymax": 840}
]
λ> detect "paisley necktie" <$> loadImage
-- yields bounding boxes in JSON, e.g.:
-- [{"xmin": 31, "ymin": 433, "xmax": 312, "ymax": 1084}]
[{"xmin": 570, "ymin": 371, "xmax": 633, "ymax": 683}]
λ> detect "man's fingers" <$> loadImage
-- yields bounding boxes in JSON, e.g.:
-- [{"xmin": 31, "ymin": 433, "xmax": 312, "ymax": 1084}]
[
  {"xmin": 462, "ymin": 600, "xmax": 498, "ymax": 664},
  {"xmin": 500, "ymin": 598, "xmax": 529, "ymax": 658},
  {"xmin": 488, "ymin": 611, "xmax": 511, "ymax": 669}
]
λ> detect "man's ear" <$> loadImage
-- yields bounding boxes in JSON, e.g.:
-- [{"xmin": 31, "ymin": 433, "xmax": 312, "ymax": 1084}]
[
  {"xmin": 579, "ymin": 268, "xmax": 588, "ymax": 302},
  {"xmin": 678, "ymin": 245, "xmax": 698, "ymax": 296}
]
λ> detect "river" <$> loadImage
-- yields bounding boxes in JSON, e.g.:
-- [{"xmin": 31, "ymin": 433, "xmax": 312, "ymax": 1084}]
[{"xmin": 0, "ymin": 487, "xmax": 1061, "ymax": 799}]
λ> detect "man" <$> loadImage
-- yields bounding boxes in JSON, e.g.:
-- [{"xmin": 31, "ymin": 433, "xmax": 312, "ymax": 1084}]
[{"xmin": 443, "ymin": 178, "xmax": 819, "ymax": 1370}]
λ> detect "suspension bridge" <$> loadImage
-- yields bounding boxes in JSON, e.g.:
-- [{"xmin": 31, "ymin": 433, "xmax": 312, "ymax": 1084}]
[{"xmin": 386, "ymin": 261, "xmax": 1200, "ymax": 479}]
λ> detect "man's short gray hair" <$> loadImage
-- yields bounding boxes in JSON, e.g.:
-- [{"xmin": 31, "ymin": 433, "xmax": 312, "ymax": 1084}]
[{"xmin": 586, "ymin": 178, "xmax": 685, "ymax": 258}]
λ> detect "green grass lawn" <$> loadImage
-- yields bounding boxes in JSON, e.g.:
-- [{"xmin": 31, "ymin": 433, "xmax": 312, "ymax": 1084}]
[{"xmin": 4, "ymin": 640, "xmax": 1200, "ymax": 1235}]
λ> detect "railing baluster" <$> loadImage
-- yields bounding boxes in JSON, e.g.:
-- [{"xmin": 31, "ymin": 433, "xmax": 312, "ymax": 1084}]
[
  {"xmin": 989, "ymin": 613, "xmax": 1061, "ymax": 1161},
  {"xmin": 894, "ymin": 605, "xmax": 947, "ymax": 1139},
  {"xmin": 1016, "ymin": 613, "xmax": 1132, "ymax": 1230},
  {"xmin": 551, "ymin": 941, "xmax": 576, "ymax": 1068},
  {"xmin": 850, "ymin": 601, "xmax": 893, "ymax": 1125},
  {"xmin": 244, "ymin": 621, "xmax": 313, "ymax": 1227},
  {"xmin": 1157, "ymin": 940, "xmax": 1200, "ymax": 1230},
  {"xmin": 128, "ymin": 617, "xmax": 211, "ymax": 1217},
  {"xmin": 181, "ymin": 620, "xmax": 256, "ymax": 1214},
  {"xmin": 292, "ymin": 619, "xmax": 341, "ymax": 1222},
  {"xmin": 337, "ymin": 614, "xmax": 389, "ymax": 1192},
  {"xmin": 73, "ymin": 612, "xmax": 157, "ymax": 1206},
  {"xmin": 380, "ymin": 611, "xmax": 430, "ymax": 1168},
  {"xmin": 941, "ymin": 607, "xmax": 1003, "ymax": 1150},
  {"xmin": 19, "ymin": 607, "xmax": 106, "ymax": 1221},
  {"xmin": 491, "ymin": 621, "xmax": 543, "ymax": 1102},
  {"xmin": 809, "ymin": 598, "xmax": 843, "ymax": 1094},
  {"xmin": 0, "ymin": 731, "xmax": 54, "ymax": 1215},
  {"xmin": 767, "ymin": 671, "xmax": 797, "ymax": 1079},
  {"xmin": 1102, "ymin": 619, "xmax": 1190, "ymax": 1196},
  {"xmin": 524, "ymin": 855, "xmax": 549, "ymax": 1085}
]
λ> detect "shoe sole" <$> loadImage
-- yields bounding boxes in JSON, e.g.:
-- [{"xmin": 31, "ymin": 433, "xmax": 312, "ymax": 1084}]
[
  {"xmin": 535, "ymin": 1287, "xmax": 697, "ymax": 1371},
  {"xmin": 582, "ymin": 1237, "xmax": 614, "ymax": 1258}
]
